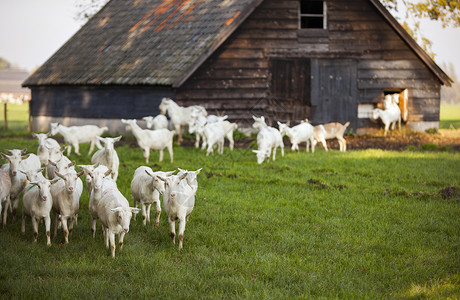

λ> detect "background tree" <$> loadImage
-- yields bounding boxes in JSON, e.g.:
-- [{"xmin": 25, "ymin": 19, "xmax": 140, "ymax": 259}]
[{"xmin": 0, "ymin": 57, "xmax": 11, "ymax": 70}]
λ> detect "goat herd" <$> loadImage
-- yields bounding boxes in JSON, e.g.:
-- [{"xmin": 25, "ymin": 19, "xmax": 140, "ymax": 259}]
[{"xmin": 0, "ymin": 96, "xmax": 399, "ymax": 257}]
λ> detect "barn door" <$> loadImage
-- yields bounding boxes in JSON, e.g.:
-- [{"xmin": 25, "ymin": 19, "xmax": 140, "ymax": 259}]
[
  {"xmin": 270, "ymin": 58, "xmax": 311, "ymax": 120},
  {"xmin": 311, "ymin": 59, "xmax": 358, "ymax": 128}
]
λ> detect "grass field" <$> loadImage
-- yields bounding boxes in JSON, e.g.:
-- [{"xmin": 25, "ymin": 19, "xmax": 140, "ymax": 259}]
[
  {"xmin": 440, "ymin": 105, "xmax": 460, "ymax": 129},
  {"xmin": 0, "ymin": 136, "xmax": 459, "ymax": 298}
]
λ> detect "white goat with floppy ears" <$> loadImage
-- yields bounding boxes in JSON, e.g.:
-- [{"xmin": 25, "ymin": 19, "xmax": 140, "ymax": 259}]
[
  {"xmin": 131, "ymin": 167, "xmax": 175, "ymax": 227},
  {"xmin": 159, "ymin": 173, "xmax": 195, "ymax": 250},
  {"xmin": 277, "ymin": 121, "xmax": 315, "ymax": 152},
  {"xmin": 49, "ymin": 123, "xmax": 108, "ymax": 156},
  {"xmin": 159, "ymin": 97, "xmax": 207, "ymax": 145},
  {"xmin": 121, "ymin": 119, "xmax": 175, "ymax": 163},
  {"xmin": 1, "ymin": 149, "xmax": 41, "ymax": 220},
  {"xmin": 91, "ymin": 136, "xmax": 121, "ymax": 182}
]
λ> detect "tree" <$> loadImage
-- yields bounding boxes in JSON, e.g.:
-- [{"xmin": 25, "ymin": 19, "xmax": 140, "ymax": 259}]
[
  {"xmin": 381, "ymin": 0, "xmax": 460, "ymax": 27},
  {"xmin": 74, "ymin": 0, "xmax": 110, "ymax": 24},
  {"xmin": 0, "ymin": 57, "xmax": 10, "ymax": 70},
  {"xmin": 441, "ymin": 62, "xmax": 460, "ymax": 105}
]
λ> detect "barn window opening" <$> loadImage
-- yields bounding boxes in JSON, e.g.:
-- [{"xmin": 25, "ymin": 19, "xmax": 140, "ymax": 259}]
[{"xmin": 300, "ymin": 1, "xmax": 327, "ymax": 29}]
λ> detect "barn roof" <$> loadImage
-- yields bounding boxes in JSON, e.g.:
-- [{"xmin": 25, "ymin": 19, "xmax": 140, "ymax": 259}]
[{"xmin": 23, "ymin": 0, "xmax": 452, "ymax": 88}]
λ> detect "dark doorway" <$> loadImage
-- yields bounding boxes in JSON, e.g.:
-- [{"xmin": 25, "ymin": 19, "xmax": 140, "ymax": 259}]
[{"xmin": 311, "ymin": 59, "xmax": 358, "ymax": 127}]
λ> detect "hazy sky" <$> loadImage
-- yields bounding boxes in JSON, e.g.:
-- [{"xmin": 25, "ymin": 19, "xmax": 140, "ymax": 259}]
[{"xmin": 1, "ymin": 0, "xmax": 459, "ymax": 79}]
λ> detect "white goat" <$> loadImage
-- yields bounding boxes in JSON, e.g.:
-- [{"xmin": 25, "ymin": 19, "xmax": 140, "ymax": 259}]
[
  {"xmin": 96, "ymin": 185, "xmax": 140, "ymax": 258},
  {"xmin": 159, "ymin": 173, "xmax": 195, "ymax": 250},
  {"xmin": 121, "ymin": 119, "xmax": 175, "ymax": 163},
  {"xmin": 177, "ymin": 168, "xmax": 201, "ymax": 195},
  {"xmin": 194, "ymin": 120, "xmax": 226, "ymax": 156},
  {"xmin": 32, "ymin": 132, "xmax": 60, "ymax": 166},
  {"xmin": 49, "ymin": 123, "xmax": 108, "ymax": 156},
  {"xmin": 0, "ymin": 170, "xmax": 11, "ymax": 228},
  {"xmin": 1, "ymin": 149, "xmax": 41, "ymax": 219},
  {"xmin": 51, "ymin": 170, "xmax": 84, "ymax": 244},
  {"xmin": 252, "ymin": 128, "xmax": 277, "ymax": 164},
  {"xmin": 47, "ymin": 158, "xmax": 75, "ymax": 180},
  {"xmin": 80, "ymin": 165, "xmax": 114, "ymax": 238},
  {"xmin": 131, "ymin": 167, "xmax": 175, "ymax": 227},
  {"xmin": 142, "ymin": 115, "xmax": 169, "ymax": 130},
  {"xmin": 21, "ymin": 177, "xmax": 58, "ymax": 246},
  {"xmin": 252, "ymin": 116, "xmax": 285, "ymax": 161},
  {"xmin": 312, "ymin": 122, "xmax": 350, "ymax": 152},
  {"xmin": 91, "ymin": 136, "xmax": 121, "ymax": 182},
  {"xmin": 372, "ymin": 106, "xmax": 401, "ymax": 136},
  {"xmin": 277, "ymin": 121, "xmax": 315, "ymax": 152},
  {"xmin": 159, "ymin": 97, "xmax": 207, "ymax": 145},
  {"xmin": 189, "ymin": 108, "xmax": 228, "ymax": 148}
]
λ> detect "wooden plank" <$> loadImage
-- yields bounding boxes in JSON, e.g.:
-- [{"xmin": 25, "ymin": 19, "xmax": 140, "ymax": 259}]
[
  {"xmin": 357, "ymin": 78, "xmax": 440, "ymax": 89},
  {"xmin": 358, "ymin": 69, "xmax": 433, "ymax": 80},
  {"xmin": 185, "ymin": 78, "xmax": 269, "ymax": 89},
  {"xmin": 189, "ymin": 68, "xmax": 269, "ymax": 81},
  {"xmin": 208, "ymin": 58, "xmax": 268, "ymax": 69},
  {"xmin": 358, "ymin": 59, "xmax": 426, "ymax": 70}
]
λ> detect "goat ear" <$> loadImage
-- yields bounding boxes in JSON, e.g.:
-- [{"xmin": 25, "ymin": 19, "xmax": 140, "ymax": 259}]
[
  {"xmin": 0, "ymin": 153, "xmax": 9, "ymax": 160},
  {"xmin": 177, "ymin": 168, "xmax": 185, "ymax": 173},
  {"xmin": 179, "ymin": 173, "xmax": 188, "ymax": 181},
  {"xmin": 48, "ymin": 160, "xmax": 57, "ymax": 167},
  {"xmin": 55, "ymin": 171, "xmax": 64, "ymax": 179},
  {"xmin": 252, "ymin": 115, "xmax": 258, "ymax": 121},
  {"xmin": 32, "ymin": 133, "xmax": 37, "ymax": 138},
  {"xmin": 145, "ymin": 170, "xmax": 153, "ymax": 177},
  {"xmin": 286, "ymin": 121, "xmax": 290, "ymax": 126},
  {"xmin": 50, "ymin": 178, "xmax": 60, "ymax": 185},
  {"xmin": 114, "ymin": 136, "xmax": 122, "ymax": 142},
  {"xmin": 277, "ymin": 121, "xmax": 282, "ymax": 126},
  {"xmin": 21, "ymin": 148, "xmax": 28, "ymax": 154},
  {"xmin": 111, "ymin": 207, "xmax": 123, "ymax": 213},
  {"xmin": 130, "ymin": 207, "xmax": 141, "ymax": 214},
  {"xmin": 21, "ymin": 154, "xmax": 30, "ymax": 160},
  {"xmin": 157, "ymin": 176, "xmax": 166, "ymax": 182},
  {"xmin": 96, "ymin": 136, "xmax": 104, "ymax": 142},
  {"xmin": 195, "ymin": 168, "xmax": 202, "ymax": 174},
  {"xmin": 104, "ymin": 169, "xmax": 112, "ymax": 177},
  {"xmin": 252, "ymin": 150, "xmax": 260, "ymax": 154},
  {"xmin": 77, "ymin": 171, "xmax": 85, "ymax": 178},
  {"xmin": 165, "ymin": 171, "xmax": 176, "ymax": 176},
  {"xmin": 69, "ymin": 161, "xmax": 76, "ymax": 167}
]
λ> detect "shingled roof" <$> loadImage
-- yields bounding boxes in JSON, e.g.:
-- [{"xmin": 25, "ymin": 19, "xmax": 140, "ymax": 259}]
[
  {"xmin": 23, "ymin": 0, "xmax": 451, "ymax": 88},
  {"xmin": 23, "ymin": 0, "xmax": 263, "ymax": 87}
]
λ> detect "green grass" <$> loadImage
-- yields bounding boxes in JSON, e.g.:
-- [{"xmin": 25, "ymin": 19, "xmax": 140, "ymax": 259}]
[
  {"xmin": 0, "ymin": 103, "xmax": 29, "ymax": 131},
  {"xmin": 0, "ymin": 137, "xmax": 459, "ymax": 298},
  {"xmin": 440, "ymin": 105, "xmax": 460, "ymax": 129}
]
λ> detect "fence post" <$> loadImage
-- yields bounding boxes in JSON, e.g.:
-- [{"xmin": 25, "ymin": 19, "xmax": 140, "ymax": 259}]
[{"xmin": 3, "ymin": 103, "xmax": 7, "ymax": 130}]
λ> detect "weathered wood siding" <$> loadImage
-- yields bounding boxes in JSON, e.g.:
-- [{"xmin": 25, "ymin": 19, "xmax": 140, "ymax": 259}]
[
  {"xmin": 176, "ymin": 0, "xmax": 441, "ymax": 129},
  {"xmin": 30, "ymin": 85, "xmax": 173, "ymax": 119}
]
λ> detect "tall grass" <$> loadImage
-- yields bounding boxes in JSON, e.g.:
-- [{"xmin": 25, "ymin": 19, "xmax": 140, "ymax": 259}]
[{"xmin": 0, "ymin": 137, "xmax": 459, "ymax": 298}]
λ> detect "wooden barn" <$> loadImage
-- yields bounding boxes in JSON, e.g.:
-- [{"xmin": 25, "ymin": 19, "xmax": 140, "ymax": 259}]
[{"xmin": 23, "ymin": 0, "xmax": 452, "ymax": 134}]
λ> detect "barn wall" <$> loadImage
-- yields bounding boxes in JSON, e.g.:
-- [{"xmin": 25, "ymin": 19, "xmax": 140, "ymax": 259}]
[
  {"xmin": 176, "ymin": 0, "xmax": 442, "ymax": 131},
  {"xmin": 30, "ymin": 85, "xmax": 174, "ymax": 133}
]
